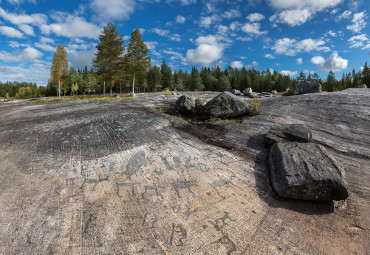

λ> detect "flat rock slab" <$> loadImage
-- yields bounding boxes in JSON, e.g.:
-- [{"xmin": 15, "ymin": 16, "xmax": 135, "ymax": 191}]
[
  {"xmin": 265, "ymin": 124, "xmax": 312, "ymax": 146},
  {"xmin": 269, "ymin": 142, "xmax": 349, "ymax": 201}
]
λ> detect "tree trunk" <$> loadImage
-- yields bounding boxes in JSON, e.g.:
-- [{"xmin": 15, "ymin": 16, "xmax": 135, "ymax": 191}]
[
  {"xmin": 120, "ymin": 83, "xmax": 122, "ymax": 94},
  {"xmin": 132, "ymin": 73, "xmax": 136, "ymax": 95},
  {"xmin": 103, "ymin": 80, "xmax": 105, "ymax": 96},
  {"xmin": 110, "ymin": 80, "xmax": 112, "ymax": 96},
  {"xmin": 58, "ymin": 79, "xmax": 61, "ymax": 98}
]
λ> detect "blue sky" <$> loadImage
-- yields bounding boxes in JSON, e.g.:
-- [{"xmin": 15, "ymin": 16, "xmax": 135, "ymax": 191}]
[{"xmin": 0, "ymin": 0, "xmax": 369, "ymax": 86}]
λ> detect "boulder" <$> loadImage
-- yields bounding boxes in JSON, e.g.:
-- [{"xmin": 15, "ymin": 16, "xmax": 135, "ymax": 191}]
[
  {"xmin": 204, "ymin": 92, "xmax": 253, "ymax": 118},
  {"xmin": 358, "ymin": 84, "xmax": 367, "ymax": 88},
  {"xmin": 269, "ymin": 142, "xmax": 349, "ymax": 201},
  {"xmin": 243, "ymin": 88, "xmax": 253, "ymax": 96},
  {"xmin": 271, "ymin": 90, "xmax": 278, "ymax": 95},
  {"xmin": 175, "ymin": 95, "xmax": 197, "ymax": 114},
  {"xmin": 262, "ymin": 92, "xmax": 272, "ymax": 97},
  {"xmin": 230, "ymin": 89, "xmax": 241, "ymax": 95},
  {"xmin": 265, "ymin": 124, "xmax": 312, "ymax": 146},
  {"xmin": 172, "ymin": 92, "xmax": 178, "ymax": 95},
  {"xmin": 293, "ymin": 81, "xmax": 322, "ymax": 95}
]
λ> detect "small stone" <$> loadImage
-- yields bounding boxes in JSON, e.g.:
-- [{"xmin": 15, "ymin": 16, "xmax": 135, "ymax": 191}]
[{"xmin": 265, "ymin": 124, "xmax": 312, "ymax": 146}]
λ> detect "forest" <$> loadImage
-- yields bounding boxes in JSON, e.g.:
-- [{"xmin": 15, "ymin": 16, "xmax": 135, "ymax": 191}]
[{"xmin": 0, "ymin": 22, "xmax": 369, "ymax": 99}]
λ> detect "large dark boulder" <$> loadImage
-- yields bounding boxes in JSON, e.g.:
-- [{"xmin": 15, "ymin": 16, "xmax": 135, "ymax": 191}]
[
  {"xmin": 204, "ymin": 92, "xmax": 253, "ymax": 118},
  {"xmin": 269, "ymin": 142, "xmax": 349, "ymax": 201},
  {"xmin": 265, "ymin": 124, "xmax": 312, "ymax": 146},
  {"xmin": 293, "ymin": 81, "xmax": 322, "ymax": 95},
  {"xmin": 175, "ymin": 95, "xmax": 197, "ymax": 114}
]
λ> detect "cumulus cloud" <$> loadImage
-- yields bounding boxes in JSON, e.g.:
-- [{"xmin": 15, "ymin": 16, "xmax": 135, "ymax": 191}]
[
  {"xmin": 152, "ymin": 28, "xmax": 181, "ymax": 41},
  {"xmin": 336, "ymin": 10, "xmax": 352, "ymax": 21},
  {"xmin": 144, "ymin": 41, "xmax": 158, "ymax": 50},
  {"xmin": 0, "ymin": 7, "xmax": 47, "ymax": 26},
  {"xmin": 90, "ymin": 0, "xmax": 135, "ymax": 21},
  {"xmin": 241, "ymin": 23, "xmax": 267, "ymax": 36},
  {"xmin": 267, "ymin": 0, "xmax": 342, "ymax": 11},
  {"xmin": 7, "ymin": 0, "xmax": 36, "ymax": 4},
  {"xmin": 199, "ymin": 15, "xmax": 220, "ymax": 28},
  {"xmin": 222, "ymin": 9, "xmax": 241, "ymax": 19},
  {"xmin": 272, "ymin": 37, "xmax": 330, "ymax": 56},
  {"xmin": 18, "ymin": 24, "xmax": 35, "ymax": 36},
  {"xmin": 347, "ymin": 11, "xmax": 367, "ymax": 33},
  {"xmin": 296, "ymin": 58, "xmax": 302, "ymax": 64},
  {"xmin": 312, "ymin": 52, "xmax": 348, "ymax": 71},
  {"xmin": 264, "ymin": 53, "xmax": 275, "ymax": 59},
  {"xmin": 231, "ymin": 61, "xmax": 243, "ymax": 69},
  {"xmin": 348, "ymin": 34, "xmax": 369, "ymax": 49},
  {"xmin": 0, "ymin": 47, "xmax": 43, "ymax": 62},
  {"xmin": 70, "ymin": 49, "xmax": 97, "ymax": 69},
  {"xmin": 40, "ymin": 15, "xmax": 100, "ymax": 39},
  {"xmin": 280, "ymin": 70, "xmax": 297, "ymax": 76},
  {"xmin": 186, "ymin": 35, "xmax": 223, "ymax": 66},
  {"xmin": 0, "ymin": 63, "xmax": 49, "ymax": 86},
  {"xmin": 0, "ymin": 26, "xmax": 23, "ymax": 38},
  {"xmin": 176, "ymin": 15, "xmax": 186, "ymax": 24},
  {"xmin": 247, "ymin": 13, "xmax": 265, "ymax": 22},
  {"xmin": 269, "ymin": 8, "xmax": 313, "ymax": 27}
]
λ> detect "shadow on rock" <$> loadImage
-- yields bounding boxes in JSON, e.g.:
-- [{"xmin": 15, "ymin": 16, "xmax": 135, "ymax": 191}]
[{"xmin": 248, "ymin": 133, "xmax": 335, "ymax": 215}]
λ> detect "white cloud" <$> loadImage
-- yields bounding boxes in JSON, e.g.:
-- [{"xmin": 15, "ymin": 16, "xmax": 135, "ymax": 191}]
[
  {"xmin": 280, "ymin": 70, "xmax": 297, "ymax": 76},
  {"xmin": 311, "ymin": 56, "xmax": 325, "ymax": 64},
  {"xmin": 231, "ymin": 61, "xmax": 243, "ymax": 69},
  {"xmin": 163, "ymin": 50, "xmax": 183, "ymax": 61},
  {"xmin": 312, "ymin": 52, "xmax": 348, "ymax": 71},
  {"xmin": 9, "ymin": 41, "xmax": 29, "ymax": 48},
  {"xmin": 296, "ymin": 57, "xmax": 302, "ymax": 64},
  {"xmin": 337, "ymin": 10, "xmax": 352, "ymax": 21},
  {"xmin": 34, "ymin": 42, "xmax": 55, "ymax": 52},
  {"xmin": 241, "ymin": 23, "xmax": 267, "ymax": 36},
  {"xmin": 7, "ymin": 0, "xmax": 36, "ymax": 4},
  {"xmin": 0, "ymin": 26, "xmax": 23, "ymax": 38},
  {"xmin": 229, "ymin": 21, "xmax": 241, "ymax": 31},
  {"xmin": 267, "ymin": 0, "xmax": 342, "ymax": 11},
  {"xmin": 0, "ymin": 63, "xmax": 49, "ymax": 86},
  {"xmin": 40, "ymin": 15, "xmax": 100, "ymax": 39},
  {"xmin": 270, "ymin": 8, "xmax": 313, "ymax": 27},
  {"xmin": 223, "ymin": 9, "xmax": 241, "ymax": 19},
  {"xmin": 152, "ymin": 28, "xmax": 181, "ymax": 41},
  {"xmin": 90, "ymin": 0, "xmax": 135, "ymax": 21},
  {"xmin": 246, "ymin": 13, "xmax": 265, "ymax": 22},
  {"xmin": 347, "ymin": 11, "xmax": 367, "ymax": 33},
  {"xmin": 264, "ymin": 53, "xmax": 275, "ymax": 59},
  {"xmin": 246, "ymin": 61, "xmax": 258, "ymax": 69},
  {"xmin": 272, "ymin": 37, "xmax": 330, "ymax": 56},
  {"xmin": 176, "ymin": 15, "xmax": 186, "ymax": 24},
  {"xmin": 348, "ymin": 34, "xmax": 370, "ymax": 49},
  {"xmin": 0, "ymin": 7, "xmax": 47, "ymax": 26},
  {"xmin": 186, "ymin": 35, "xmax": 223, "ymax": 66},
  {"xmin": 0, "ymin": 47, "xmax": 43, "ymax": 62},
  {"xmin": 145, "ymin": 41, "xmax": 158, "ymax": 50},
  {"xmin": 18, "ymin": 24, "xmax": 35, "ymax": 36},
  {"xmin": 70, "ymin": 49, "xmax": 97, "ymax": 69}
]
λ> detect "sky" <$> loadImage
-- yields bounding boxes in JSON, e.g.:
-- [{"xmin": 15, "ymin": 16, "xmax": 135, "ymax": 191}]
[{"xmin": 0, "ymin": 0, "xmax": 369, "ymax": 86}]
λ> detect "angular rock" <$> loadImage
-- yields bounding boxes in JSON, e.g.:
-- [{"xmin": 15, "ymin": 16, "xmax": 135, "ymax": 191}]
[
  {"xmin": 175, "ymin": 95, "xmax": 197, "ymax": 114},
  {"xmin": 358, "ymin": 84, "xmax": 367, "ymax": 88},
  {"xmin": 243, "ymin": 88, "xmax": 252, "ymax": 96},
  {"xmin": 230, "ymin": 89, "xmax": 241, "ymax": 95},
  {"xmin": 265, "ymin": 124, "xmax": 312, "ymax": 146},
  {"xmin": 269, "ymin": 142, "xmax": 349, "ymax": 201},
  {"xmin": 204, "ymin": 92, "xmax": 253, "ymax": 118},
  {"xmin": 293, "ymin": 81, "xmax": 322, "ymax": 95}
]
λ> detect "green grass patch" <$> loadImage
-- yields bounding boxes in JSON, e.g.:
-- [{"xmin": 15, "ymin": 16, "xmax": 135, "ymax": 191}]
[{"xmin": 32, "ymin": 95, "xmax": 133, "ymax": 104}]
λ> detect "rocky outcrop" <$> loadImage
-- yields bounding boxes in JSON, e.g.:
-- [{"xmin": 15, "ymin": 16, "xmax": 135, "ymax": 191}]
[
  {"xmin": 269, "ymin": 142, "xmax": 349, "ymax": 201},
  {"xmin": 293, "ymin": 81, "xmax": 322, "ymax": 95},
  {"xmin": 230, "ymin": 89, "xmax": 241, "ymax": 95},
  {"xmin": 358, "ymin": 84, "xmax": 367, "ymax": 88},
  {"xmin": 265, "ymin": 124, "xmax": 312, "ymax": 146},
  {"xmin": 204, "ymin": 92, "xmax": 253, "ymax": 118},
  {"xmin": 242, "ymin": 88, "xmax": 252, "ymax": 96}
]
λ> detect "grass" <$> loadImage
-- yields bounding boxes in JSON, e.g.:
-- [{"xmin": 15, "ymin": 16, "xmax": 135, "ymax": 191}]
[{"xmin": 32, "ymin": 95, "xmax": 134, "ymax": 104}]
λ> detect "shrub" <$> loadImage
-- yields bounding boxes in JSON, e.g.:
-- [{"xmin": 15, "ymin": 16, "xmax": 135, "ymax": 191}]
[
  {"xmin": 249, "ymin": 97, "xmax": 260, "ymax": 116},
  {"xmin": 283, "ymin": 88, "xmax": 294, "ymax": 96}
]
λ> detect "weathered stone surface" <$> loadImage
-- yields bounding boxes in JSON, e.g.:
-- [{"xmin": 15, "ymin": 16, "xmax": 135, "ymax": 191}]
[
  {"xmin": 243, "ymin": 87, "xmax": 252, "ymax": 96},
  {"xmin": 358, "ymin": 84, "xmax": 367, "ymax": 88},
  {"xmin": 293, "ymin": 81, "xmax": 322, "ymax": 95},
  {"xmin": 269, "ymin": 142, "xmax": 349, "ymax": 201},
  {"xmin": 271, "ymin": 90, "xmax": 278, "ymax": 95},
  {"xmin": 230, "ymin": 89, "xmax": 241, "ymax": 95},
  {"xmin": 204, "ymin": 91, "xmax": 252, "ymax": 118},
  {"xmin": 265, "ymin": 124, "xmax": 312, "ymax": 146},
  {"xmin": 175, "ymin": 95, "xmax": 196, "ymax": 113}
]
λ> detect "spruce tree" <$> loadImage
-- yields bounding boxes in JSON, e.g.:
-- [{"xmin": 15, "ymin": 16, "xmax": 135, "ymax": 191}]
[
  {"xmin": 93, "ymin": 22, "xmax": 125, "ymax": 96},
  {"xmin": 161, "ymin": 59, "xmax": 173, "ymax": 90},
  {"xmin": 126, "ymin": 28, "xmax": 151, "ymax": 95},
  {"xmin": 50, "ymin": 44, "xmax": 68, "ymax": 98}
]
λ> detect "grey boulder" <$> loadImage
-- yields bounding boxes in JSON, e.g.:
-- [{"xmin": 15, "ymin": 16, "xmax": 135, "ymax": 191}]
[
  {"xmin": 265, "ymin": 124, "xmax": 312, "ymax": 146},
  {"xmin": 204, "ymin": 92, "xmax": 253, "ymax": 118},
  {"xmin": 230, "ymin": 89, "xmax": 241, "ymax": 95},
  {"xmin": 243, "ymin": 88, "xmax": 253, "ymax": 96},
  {"xmin": 358, "ymin": 84, "xmax": 367, "ymax": 88},
  {"xmin": 293, "ymin": 81, "xmax": 322, "ymax": 95},
  {"xmin": 175, "ymin": 95, "xmax": 197, "ymax": 114},
  {"xmin": 269, "ymin": 142, "xmax": 349, "ymax": 201}
]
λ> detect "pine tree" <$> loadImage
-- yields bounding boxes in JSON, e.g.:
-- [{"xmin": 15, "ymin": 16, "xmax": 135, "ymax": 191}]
[
  {"xmin": 161, "ymin": 59, "xmax": 173, "ymax": 90},
  {"xmin": 362, "ymin": 62, "xmax": 370, "ymax": 86},
  {"xmin": 326, "ymin": 70, "xmax": 336, "ymax": 91},
  {"xmin": 93, "ymin": 22, "xmax": 125, "ymax": 96},
  {"xmin": 218, "ymin": 74, "xmax": 231, "ymax": 91},
  {"xmin": 125, "ymin": 28, "xmax": 150, "ymax": 95},
  {"xmin": 147, "ymin": 66, "xmax": 161, "ymax": 92},
  {"xmin": 50, "ymin": 44, "xmax": 68, "ymax": 98},
  {"xmin": 191, "ymin": 67, "xmax": 204, "ymax": 91}
]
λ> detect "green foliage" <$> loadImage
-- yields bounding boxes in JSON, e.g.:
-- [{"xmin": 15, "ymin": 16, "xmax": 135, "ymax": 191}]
[
  {"xmin": 161, "ymin": 59, "xmax": 174, "ymax": 90},
  {"xmin": 50, "ymin": 44, "xmax": 68, "ymax": 97},
  {"xmin": 249, "ymin": 97, "xmax": 261, "ymax": 116},
  {"xmin": 283, "ymin": 87, "xmax": 294, "ymax": 96}
]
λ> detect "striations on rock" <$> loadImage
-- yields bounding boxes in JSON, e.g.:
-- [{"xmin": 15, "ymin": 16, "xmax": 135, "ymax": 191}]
[
  {"xmin": 293, "ymin": 81, "xmax": 322, "ymax": 95},
  {"xmin": 204, "ymin": 92, "xmax": 253, "ymax": 118},
  {"xmin": 265, "ymin": 124, "xmax": 312, "ymax": 146},
  {"xmin": 269, "ymin": 142, "xmax": 349, "ymax": 201}
]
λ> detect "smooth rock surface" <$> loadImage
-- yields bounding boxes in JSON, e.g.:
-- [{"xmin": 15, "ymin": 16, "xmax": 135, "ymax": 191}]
[
  {"xmin": 265, "ymin": 124, "xmax": 312, "ymax": 146},
  {"xmin": 293, "ymin": 81, "xmax": 322, "ymax": 95},
  {"xmin": 204, "ymin": 91, "xmax": 252, "ymax": 118},
  {"xmin": 269, "ymin": 142, "xmax": 349, "ymax": 201}
]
